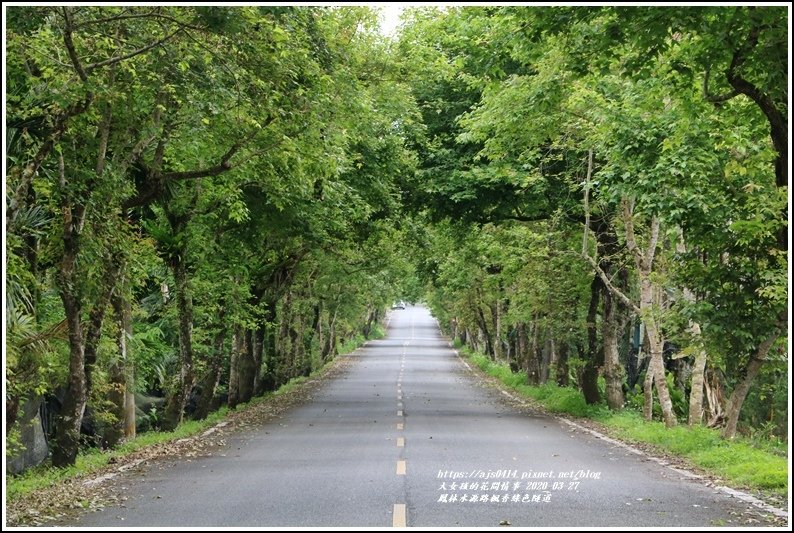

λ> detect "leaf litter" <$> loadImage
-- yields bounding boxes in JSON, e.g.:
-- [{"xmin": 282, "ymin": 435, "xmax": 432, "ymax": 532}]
[{"xmin": 6, "ymin": 355, "xmax": 355, "ymax": 526}]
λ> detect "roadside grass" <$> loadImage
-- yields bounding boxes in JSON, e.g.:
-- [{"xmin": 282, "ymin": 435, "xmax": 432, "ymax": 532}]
[
  {"xmin": 602, "ymin": 412, "xmax": 788, "ymax": 490},
  {"xmin": 6, "ymin": 328, "xmax": 382, "ymax": 502},
  {"xmin": 6, "ymin": 407, "xmax": 230, "ymax": 501},
  {"xmin": 337, "ymin": 324, "xmax": 386, "ymax": 356},
  {"xmin": 457, "ymin": 345, "xmax": 788, "ymax": 495}
]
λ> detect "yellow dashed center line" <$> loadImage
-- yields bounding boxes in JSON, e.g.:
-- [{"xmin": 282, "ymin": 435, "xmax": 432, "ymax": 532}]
[
  {"xmin": 393, "ymin": 328, "xmax": 411, "ymax": 527},
  {"xmin": 393, "ymin": 504, "xmax": 406, "ymax": 527}
]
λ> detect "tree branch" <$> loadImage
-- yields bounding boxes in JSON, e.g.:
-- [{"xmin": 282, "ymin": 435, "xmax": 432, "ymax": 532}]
[
  {"xmin": 95, "ymin": 62, "xmax": 117, "ymax": 177},
  {"xmin": 707, "ymin": 9, "xmax": 787, "ymax": 190},
  {"xmin": 644, "ymin": 215, "xmax": 661, "ymax": 271},
  {"xmin": 161, "ymin": 136, "xmax": 249, "ymax": 181},
  {"xmin": 702, "ymin": 66, "xmax": 737, "ymax": 103},
  {"xmin": 620, "ymin": 196, "xmax": 643, "ymax": 270},
  {"xmin": 84, "ymin": 28, "xmax": 182, "ymax": 74},
  {"xmin": 581, "ymin": 252, "xmax": 640, "ymax": 315},
  {"xmin": 149, "ymin": 116, "xmax": 177, "ymax": 177},
  {"xmin": 752, "ymin": 323, "xmax": 783, "ymax": 364},
  {"xmin": 123, "ymin": 121, "xmax": 274, "ymax": 209},
  {"xmin": 62, "ymin": 7, "xmax": 88, "ymax": 82},
  {"xmin": 479, "ymin": 212, "xmax": 550, "ymax": 224},
  {"xmin": 117, "ymin": 92, "xmax": 166, "ymax": 174},
  {"xmin": 582, "ymin": 149, "xmax": 593, "ymax": 255},
  {"xmin": 74, "ymin": 9, "xmax": 159, "ymax": 29},
  {"xmin": 7, "ymin": 92, "xmax": 91, "ymax": 231},
  {"xmin": 76, "ymin": 9, "xmax": 208, "ymax": 32}
]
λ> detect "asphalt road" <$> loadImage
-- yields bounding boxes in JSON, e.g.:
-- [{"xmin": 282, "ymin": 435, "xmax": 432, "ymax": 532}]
[{"xmin": 69, "ymin": 305, "xmax": 773, "ymax": 527}]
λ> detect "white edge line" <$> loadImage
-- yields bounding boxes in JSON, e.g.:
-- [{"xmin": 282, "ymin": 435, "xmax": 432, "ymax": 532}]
[
  {"xmin": 83, "ymin": 458, "xmax": 146, "ymax": 487},
  {"xmin": 450, "ymin": 341, "xmax": 788, "ymax": 520}
]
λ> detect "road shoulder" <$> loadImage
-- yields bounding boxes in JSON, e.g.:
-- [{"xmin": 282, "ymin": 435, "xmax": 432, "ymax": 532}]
[{"xmin": 448, "ymin": 341, "xmax": 788, "ymax": 527}]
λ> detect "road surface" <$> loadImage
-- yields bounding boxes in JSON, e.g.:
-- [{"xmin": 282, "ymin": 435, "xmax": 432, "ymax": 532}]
[{"xmin": 68, "ymin": 305, "xmax": 774, "ymax": 527}]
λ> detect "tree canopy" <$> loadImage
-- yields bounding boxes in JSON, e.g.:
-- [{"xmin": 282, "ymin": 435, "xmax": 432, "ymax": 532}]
[{"xmin": 5, "ymin": 5, "xmax": 788, "ymax": 470}]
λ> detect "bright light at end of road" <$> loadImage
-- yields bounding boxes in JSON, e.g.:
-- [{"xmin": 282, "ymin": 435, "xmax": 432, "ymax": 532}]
[{"xmin": 379, "ymin": 5, "xmax": 404, "ymax": 37}]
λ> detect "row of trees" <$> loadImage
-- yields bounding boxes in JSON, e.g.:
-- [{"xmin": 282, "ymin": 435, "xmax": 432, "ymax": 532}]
[
  {"xmin": 6, "ymin": 6, "xmax": 418, "ymax": 468},
  {"xmin": 397, "ymin": 6, "xmax": 787, "ymax": 439},
  {"xmin": 5, "ymin": 6, "xmax": 788, "ymax": 472}
]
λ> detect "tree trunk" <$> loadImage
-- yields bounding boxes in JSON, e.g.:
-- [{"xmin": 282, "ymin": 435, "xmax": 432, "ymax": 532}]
[
  {"xmin": 291, "ymin": 311, "xmax": 309, "ymax": 377},
  {"xmin": 675, "ymin": 233, "xmax": 709, "ymax": 427},
  {"xmin": 322, "ymin": 306, "xmax": 338, "ymax": 362},
  {"xmin": 52, "ymin": 165, "xmax": 87, "ymax": 467},
  {"xmin": 161, "ymin": 252, "xmax": 194, "ymax": 431},
  {"xmin": 515, "ymin": 324, "xmax": 528, "ymax": 373},
  {"xmin": 489, "ymin": 300, "xmax": 503, "ymax": 361},
  {"xmin": 526, "ymin": 318, "xmax": 541, "ymax": 385},
  {"xmin": 313, "ymin": 305, "xmax": 325, "ymax": 362},
  {"xmin": 704, "ymin": 368, "xmax": 726, "ymax": 427},
  {"xmin": 309, "ymin": 303, "xmax": 322, "ymax": 352},
  {"xmin": 687, "ymin": 326, "xmax": 708, "ymax": 426},
  {"xmin": 47, "ymin": 85, "xmax": 112, "ymax": 465},
  {"xmin": 277, "ymin": 291, "xmax": 293, "ymax": 381},
  {"xmin": 722, "ymin": 329, "xmax": 781, "ymax": 439},
  {"xmin": 194, "ymin": 322, "xmax": 226, "ymax": 420},
  {"xmin": 581, "ymin": 275, "xmax": 601, "ymax": 405},
  {"xmin": 468, "ymin": 327, "xmax": 479, "ymax": 353},
  {"xmin": 602, "ymin": 290, "xmax": 625, "ymax": 410},
  {"xmin": 475, "ymin": 302, "xmax": 495, "ymax": 360},
  {"xmin": 539, "ymin": 337, "xmax": 552, "ymax": 384},
  {"xmin": 259, "ymin": 299, "xmax": 278, "ymax": 393},
  {"xmin": 546, "ymin": 337, "xmax": 560, "ymax": 381},
  {"xmin": 83, "ymin": 260, "xmax": 120, "ymax": 396},
  {"xmin": 606, "ymin": 207, "xmax": 675, "ymax": 426},
  {"xmin": 122, "ymin": 341, "xmax": 136, "ymax": 437},
  {"xmin": 641, "ymin": 279, "xmax": 677, "ymax": 427},
  {"xmin": 643, "ymin": 359, "xmax": 654, "ymax": 421},
  {"xmin": 362, "ymin": 307, "xmax": 375, "ymax": 339},
  {"xmin": 556, "ymin": 342, "xmax": 569, "ymax": 387},
  {"xmin": 52, "ymin": 291, "xmax": 86, "ymax": 467},
  {"xmin": 238, "ymin": 329, "xmax": 256, "ymax": 404},
  {"xmin": 227, "ymin": 326, "xmax": 242, "ymax": 408},
  {"xmin": 104, "ymin": 294, "xmax": 134, "ymax": 447},
  {"xmin": 251, "ymin": 327, "xmax": 265, "ymax": 397}
]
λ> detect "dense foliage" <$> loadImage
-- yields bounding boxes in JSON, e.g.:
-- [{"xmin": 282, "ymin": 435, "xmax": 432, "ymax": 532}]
[
  {"xmin": 5, "ymin": 5, "xmax": 788, "ymax": 470},
  {"xmin": 399, "ymin": 6, "xmax": 787, "ymax": 439}
]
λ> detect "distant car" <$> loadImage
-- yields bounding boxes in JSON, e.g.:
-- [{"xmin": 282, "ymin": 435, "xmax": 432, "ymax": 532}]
[{"xmin": 392, "ymin": 301, "xmax": 406, "ymax": 310}]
